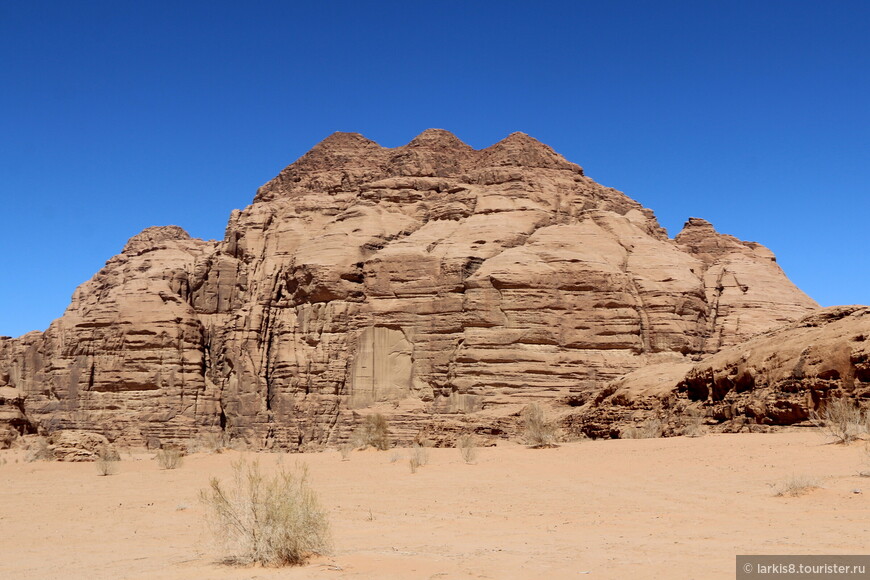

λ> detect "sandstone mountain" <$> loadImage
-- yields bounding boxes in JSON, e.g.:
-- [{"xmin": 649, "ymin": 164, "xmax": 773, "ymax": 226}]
[{"xmin": 0, "ymin": 130, "xmax": 823, "ymax": 448}]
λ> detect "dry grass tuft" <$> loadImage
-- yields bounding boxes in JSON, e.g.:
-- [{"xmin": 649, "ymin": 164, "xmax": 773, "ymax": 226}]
[
  {"xmin": 457, "ymin": 434, "xmax": 478, "ymax": 464},
  {"xmin": 774, "ymin": 474, "xmax": 821, "ymax": 497},
  {"xmin": 193, "ymin": 432, "xmax": 232, "ymax": 454},
  {"xmin": 681, "ymin": 407, "xmax": 706, "ymax": 438},
  {"xmin": 811, "ymin": 397, "xmax": 865, "ymax": 444},
  {"xmin": 353, "ymin": 414, "xmax": 391, "ymax": 450},
  {"xmin": 95, "ymin": 445, "xmax": 120, "ymax": 476},
  {"xmin": 412, "ymin": 443, "xmax": 429, "ymax": 466},
  {"xmin": 0, "ymin": 427, "xmax": 17, "ymax": 449},
  {"xmin": 200, "ymin": 458, "xmax": 331, "ymax": 567},
  {"xmin": 620, "ymin": 417, "xmax": 664, "ymax": 439},
  {"xmin": 156, "ymin": 448, "xmax": 184, "ymax": 470},
  {"xmin": 522, "ymin": 403, "xmax": 559, "ymax": 448},
  {"xmin": 24, "ymin": 436, "xmax": 54, "ymax": 462}
]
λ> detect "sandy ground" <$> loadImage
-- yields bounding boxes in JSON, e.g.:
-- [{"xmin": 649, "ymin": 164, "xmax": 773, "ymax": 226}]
[{"xmin": 1, "ymin": 431, "xmax": 869, "ymax": 580}]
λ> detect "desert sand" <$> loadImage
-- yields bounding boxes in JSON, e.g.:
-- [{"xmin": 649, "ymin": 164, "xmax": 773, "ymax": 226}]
[{"xmin": 2, "ymin": 431, "xmax": 868, "ymax": 579}]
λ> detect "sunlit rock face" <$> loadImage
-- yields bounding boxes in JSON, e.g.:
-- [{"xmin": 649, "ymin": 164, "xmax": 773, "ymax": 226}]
[{"xmin": 0, "ymin": 130, "xmax": 818, "ymax": 448}]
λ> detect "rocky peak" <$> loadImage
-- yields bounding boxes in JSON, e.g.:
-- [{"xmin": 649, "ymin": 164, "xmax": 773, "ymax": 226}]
[
  {"xmin": 478, "ymin": 132, "xmax": 583, "ymax": 173},
  {"xmin": 404, "ymin": 128, "xmax": 473, "ymax": 152},
  {"xmin": 675, "ymin": 217, "xmax": 758, "ymax": 261},
  {"xmin": 289, "ymin": 132, "xmax": 386, "ymax": 173},
  {"xmin": 388, "ymin": 129, "xmax": 476, "ymax": 177},
  {"xmin": 254, "ymin": 130, "xmax": 586, "ymax": 201},
  {"xmin": 122, "ymin": 225, "xmax": 191, "ymax": 254}
]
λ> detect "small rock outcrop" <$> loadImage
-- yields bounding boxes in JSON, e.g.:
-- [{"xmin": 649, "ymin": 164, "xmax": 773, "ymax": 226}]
[
  {"xmin": 0, "ymin": 130, "xmax": 821, "ymax": 448},
  {"xmin": 575, "ymin": 306, "xmax": 870, "ymax": 437}
]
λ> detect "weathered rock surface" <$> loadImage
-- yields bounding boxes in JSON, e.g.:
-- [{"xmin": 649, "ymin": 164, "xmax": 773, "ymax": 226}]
[
  {"xmin": 49, "ymin": 430, "xmax": 115, "ymax": 462},
  {"xmin": 0, "ymin": 130, "xmax": 820, "ymax": 448},
  {"xmin": 0, "ymin": 386, "xmax": 29, "ymax": 447},
  {"xmin": 576, "ymin": 306, "xmax": 870, "ymax": 437}
]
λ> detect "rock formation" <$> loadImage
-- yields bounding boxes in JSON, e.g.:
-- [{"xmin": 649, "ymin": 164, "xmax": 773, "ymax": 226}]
[
  {"xmin": 576, "ymin": 305, "xmax": 870, "ymax": 438},
  {"xmin": 0, "ymin": 129, "xmax": 821, "ymax": 448}
]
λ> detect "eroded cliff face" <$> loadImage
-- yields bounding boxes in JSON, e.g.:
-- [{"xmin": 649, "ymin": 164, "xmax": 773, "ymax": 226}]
[
  {"xmin": 577, "ymin": 306, "xmax": 870, "ymax": 438},
  {"xmin": 0, "ymin": 130, "xmax": 819, "ymax": 448}
]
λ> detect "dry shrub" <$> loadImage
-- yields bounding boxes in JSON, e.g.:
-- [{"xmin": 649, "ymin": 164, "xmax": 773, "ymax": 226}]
[
  {"xmin": 620, "ymin": 417, "xmax": 663, "ymax": 439},
  {"xmin": 457, "ymin": 434, "xmax": 478, "ymax": 464},
  {"xmin": 338, "ymin": 442, "xmax": 353, "ymax": 461},
  {"xmin": 156, "ymin": 448, "xmax": 184, "ymax": 470},
  {"xmin": 411, "ymin": 443, "xmax": 429, "ymax": 467},
  {"xmin": 641, "ymin": 417, "xmax": 663, "ymax": 438},
  {"xmin": 522, "ymin": 403, "xmax": 558, "ymax": 448},
  {"xmin": 95, "ymin": 445, "xmax": 119, "ymax": 476},
  {"xmin": 811, "ymin": 397, "xmax": 865, "ymax": 444},
  {"xmin": 353, "ymin": 414, "xmax": 390, "ymax": 450},
  {"xmin": 200, "ymin": 458, "xmax": 331, "ymax": 566},
  {"xmin": 620, "ymin": 424, "xmax": 641, "ymax": 439},
  {"xmin": 406, "ymin": 442, "xmax": 429, "ymax": 474},
  {"xmin": 0, "ymin": 427, "xmax": 17, "ymax": 449},
  {"xmin": 681, "ymin": 407, "xmax": 706, "ymax": 438},
  {"xmin": 24, "ymin": 436, "xmax": 54, "ymax": 462},
  {"xmin": 774, "ymin": 474, "xmax": 821, "ymax": 497},
  {"xmin": 195, "ymin": 432, "xmax": 231, "ymax": 454}
]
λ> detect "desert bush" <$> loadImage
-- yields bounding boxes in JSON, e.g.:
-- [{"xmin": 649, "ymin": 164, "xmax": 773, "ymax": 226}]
[
  {"xmin": 353, "ymin": 414, "xmax": 390, "ymax": 450},
  {"xmin": 200, "ymin": 458, "xmax": 331, "ymax": 566},
  {"xmin": 408, "ymin": 456, "xmax": 420, "ymax": 474},
  {"xmin": 411, "ymin": 443, "xmax": 429, "ymax": 467},
  {"xmin": 0, "ymin": 427, "xmax": 17, "ymax": 449},
  {"xmin": 194, "ymin": 431, "xmax": 231, "ymax": 454},
  {"xmin": 24, "ymin": 436, "xmax": 54, "ymax": 462},
  {"xmin": 95, "ymin": 445, "xmax": 119, "ymax": 476},
  {"xmin": 389, "ymin": 450, "xmax": 401, "ymax": 463},
  {"xmin": 156, "ymin": 448, "xmax": 184, "ymax": 470},
  {"xmin": 98, "ymin": 444, "xmax": 120, "ymax": 461},
  {"xmin": 457, "ymin": 434, "xmax": 478, "ymax": 464},
  {"xmin": 620, "ymin": 424, "xmax": 641, "ymax": 439},
  {"xmin": 774, "ymin": 474, "xmax": 821, "ymax": 497},
  {"xmin": 681, "ymin": 407, "xmax": 706, "ymax": 438},
  {"xmin": 522, "ymin": 403, "xmax": 558, "ymax": 448},
  {"xmin": 641, "ymin": 417, "xmax": 663, "ymax": 438},
  {"xmin": 620, "ymin": 417, "xmax": 664, "ymax": 439},
  {"xmin": 811, "ymin": 397, "xmax": 865, "ymax": 444},
  {"xmin": 338, "ymin": 442, "xmax": 353, "ymax": 461}
]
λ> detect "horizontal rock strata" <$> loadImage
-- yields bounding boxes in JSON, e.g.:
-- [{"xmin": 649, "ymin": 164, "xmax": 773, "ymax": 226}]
[{"xmin": 0, "ymin": 130, "xmax": 820, "ymax": 447}]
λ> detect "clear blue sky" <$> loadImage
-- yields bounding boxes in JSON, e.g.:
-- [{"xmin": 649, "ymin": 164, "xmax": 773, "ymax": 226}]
[{"xmin": 2, "ymin": 1, "xmax": 868, "ymax": 338}]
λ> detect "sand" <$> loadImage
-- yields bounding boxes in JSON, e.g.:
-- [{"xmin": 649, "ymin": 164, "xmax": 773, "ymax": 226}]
[{"xmin": 1, "ymin": 431, "xmax": 868, "ymax": 579}]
